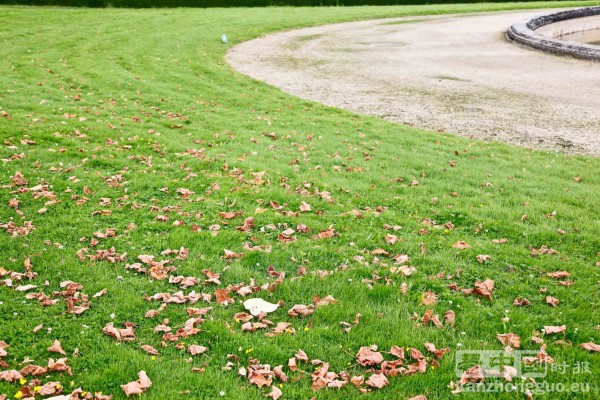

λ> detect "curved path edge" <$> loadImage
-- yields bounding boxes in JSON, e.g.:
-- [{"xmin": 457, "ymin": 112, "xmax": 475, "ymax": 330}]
[{"xmin": 227, "ymin": 10, "xmax": 600, "ymax": 156}]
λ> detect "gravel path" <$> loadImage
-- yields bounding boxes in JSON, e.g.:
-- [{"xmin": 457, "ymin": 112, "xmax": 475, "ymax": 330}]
[{"xmin": 227, "ymin": 10, "xmax": 600, "ymax": 156}]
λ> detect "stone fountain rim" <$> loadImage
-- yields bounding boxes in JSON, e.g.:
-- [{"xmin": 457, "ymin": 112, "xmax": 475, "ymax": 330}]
[{"xmin": 507, "ymin": 6, "xmax": 600, "ymax": 61}]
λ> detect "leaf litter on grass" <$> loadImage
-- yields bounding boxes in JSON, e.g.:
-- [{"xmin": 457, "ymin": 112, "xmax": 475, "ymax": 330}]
[{"xmin": 1, "ymin": 3, "xmax": 600, "ymax": 399}]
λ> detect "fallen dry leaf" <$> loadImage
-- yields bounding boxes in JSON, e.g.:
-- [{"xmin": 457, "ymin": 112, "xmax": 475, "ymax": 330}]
[
  {"xmin": 452, "ymin": 241, "xmax": 471, "ymax": 250},
  {"xmin": 424, "ymin": 342, "xmax": 450, "ymax": 359},
  {"xmin": 121, "ymin": 370, "xmax": 152, "ymax": 397},
  {"xmin": 544, "ymin": 325, "xmax": 566, "ymax": 335},
  {"xmin": 547, "ymin": 271, "xmax": 570, "ymax": 279},
  {"xmin": 121, "ymin": 381, "xmax": 144, "ymax": 397},
  {"xmin": 513, "ymin": 297, "xmax": 531, "ymax": 306},
  {"xmin": 188, "ymin": 345, "xmax": 208, "ymax": 355},
  {"xmin": 38, "ymin": 381, "xmax": 62, "ymax": 396},
  {"xmin": 264, "ymin": 386, "xmax": 282, "ymax": 400},
  {"xmin": 497, "ymin": 333, "xmax": 521, "ymax": 349},
  {"xmin": 476, "ymin": 254, "xmax": 491, "ymax": 264},
  {"xmin": 530, "ymin": 245, "xmax": 558, "ymax": 256},
  {"xmin": 356, "ymin": 347, "xmax": 384, "ymax": 366},
  {"xmin": 103, "ymin": 322, "xmax": 136, "ymax": 342},
  {"xmin": 141, "ymin": 345, "xmax": 159, "ymax": 355},
  {"xmin": 459, "ymin": 364, "xmax": 484, "ymax": 384},
  {"xmin": 546, "ymin": 296, "xmax": 560, "ymax": 307},
  {"xmin": 365, "ymin": 373, "xmax": 389, "ymax": 389},
  {"xmin": 288, "ymin": 304, "xmax": 314, "ymax": 317},
  {"xmin": 314, "ymin": 294, "xmax": 336, "ymax": 307},
  {"xmin": 421, "ymin": 291, "xmax": 437, "ymax": 305},
  {"xmin": 294, "ymin": 349, "xmax": 309, "ymax": 362},
  {"xmin": 48, "ymin": 339, "xmax": 67, "ymax": 355},
  {"xmin": 0, "ymin": 369, "xmax": 23, "ymax": 382},
  {"xmin": 579, "ymin": 342, "xmax": 600, "ymax": 352},
  {"xmin": 92, "ymin": 288, "xmax": 107, "ymax": 298}
]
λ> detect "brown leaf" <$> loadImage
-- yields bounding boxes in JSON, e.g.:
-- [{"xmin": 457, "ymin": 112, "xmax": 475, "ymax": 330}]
[
  {"xmin": 188, "ymin": 345, "xmax": 208, "ymax": 355},
  {"xmin": 48, "ymin": 339, "xmax": 67, "ymax": 355},
  {"xmin": 424, "ymin": 342, "xmax": 450, "ymax": 358},
  {"xmin": 0, "ymin": 369, "xmax": 23, "ymax": 382},
  {"xmin": 365, "ymin": 373, "xmax": 389, "ymax": 389},
  {"xmin": 215, "ymin": 289, "xmax": 234, "ymax": 305},
  {"xmin": 525, "ymin": 389, "xmax": 534, "ymax": 400},
  {"xmin": 476, "ymin": 254, "xmax": 491, "ymax": 264},
  {"xmin": 459, "ymin": 364, "xmax": 484, "ymax": 384},
  {"xmin": 350, "ymin": 375, "xmax": 364, "ymax": 387},
  {"xmin": 224, "ymin": 249, "xmax": 243, "ymax": 259},
  {"xmin": 410, "ymin": 347, "xmax": 425, "ymax": 361},
  {"xmin": 390, "ymin": 265, "xmax": 416, "ymax": 276},
  {"xmin": 389, "ymin": 346, "xmax": 404, "ymax": 359},
  {"xmin": 288, "ymin": 357, "xmax": 297, "ymax": 371},
  {"xmin": 121, "ymin": 381, "xmax": 144, "ymax": 397},
  {"xmin": 546, "ymin": 296, "xmax": 560, "ymax": 307},
  {"xmin": 314, "ymin": 295, "xmax": 337, "ymax": 307},
  {"xmin": 103, "ymin": 322, "xmax": 136, "ymax": 342},
  {"xmin": 421, "ymin": 291, "xmax": 437, "ymax": 305},
  {"xmin": 497, "ymin": 333, "xmax": 521, "ymax": 349},
  {"xmin": 38, "ymin": 381, "xmax": 62, "ymax": 396},
  {"xmin": 530, "ymin": 246, "xmax": 558, "ymax": 256},
  {"xmin": 579, "ymin": 342, "xmax": 600, "ymax": 352},
  {"xmin": 218, "ymin": 211, "xmax": 242, "ymax": 220},
  {"xmin": 462, "ymin": 279, "xmax": 495, "ymax": 300},
  {"xmin": 327, "ymin": 380, "xmax": 347, "ymax": 389},
  {"xmin": 356, "ymin": 347, "xmax": 384, "ymax": 366},
  {"xmin": 371, "ymin": 248, "xmax": 389, "ymax": 256},
  {"xmin": 264, "ymin": 386, "xmax": 282, "ymax": 400},
  {"xmin": 544, "ymin": 325, "xmax": 566, "ymax": 335},
  {"xmin": 393, "ymin": 254, "xmax": 410, "ymax": 264},
  {"xmin": 299, "ymin": 202, "xmax": 311, "ymax": 212},
  {"xmin": 288, "ymin": 304, "xmax": 314, "ymax": 317},
  {"xmin": 547, "ymin": 271, "xmax": 570, "ymax": 279},
  {"xmin": 47, "ymin": 357, "xmax": 73, "ymax": 375},
  {"xmin": 141, "ymin": 345, "xmax": 159, "ymax": 355},
  {"xmin": 273, "ymin": 365, "xmax": 288, "ymax": 382},
  {"xmin": 513, "ymin": 297, "xmax": 531, "ymax": 306},
  {"xmin": 138, "ymin": 370, "xmax": 152, "ymax": 389},
  {"xmin": 385, "ymin": 234, "xmax": 398, "ymax": 245},
  {"xmin": 452, "ymin": 241, "xmax": 471, "ymax": 249},
  {"xmin": 92, "ymin": 288, "xmax": 107, "ymax": 298},
  {"xmin": 294, "ymin": 349, "xmax": 309, "ymax": 362}
]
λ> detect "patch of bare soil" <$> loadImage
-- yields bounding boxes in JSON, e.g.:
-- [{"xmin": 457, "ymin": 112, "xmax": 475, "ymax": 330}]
[{"xmin": 227, "ymin": 10, "xmax": 600, "ymax": 156}]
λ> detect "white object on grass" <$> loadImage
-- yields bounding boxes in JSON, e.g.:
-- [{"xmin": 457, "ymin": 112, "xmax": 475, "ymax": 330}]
[{"xmin": 243, "ymin": 298, "xmax": 279, "ymax": 316}]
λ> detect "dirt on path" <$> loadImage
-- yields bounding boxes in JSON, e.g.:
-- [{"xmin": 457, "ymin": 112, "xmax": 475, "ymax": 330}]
[{"xmin": 226, "ymin": 10, "xmax": 600, "ymax": 156}]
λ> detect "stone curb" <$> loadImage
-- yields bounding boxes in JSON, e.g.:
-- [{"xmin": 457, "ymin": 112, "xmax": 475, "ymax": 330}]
[{"xmin": 507, "ymin": 6, "xmax": 600, "ymax": 61}]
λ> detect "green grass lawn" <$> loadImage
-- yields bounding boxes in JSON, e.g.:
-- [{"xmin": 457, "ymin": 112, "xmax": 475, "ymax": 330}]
[{"xmin": 1, "ymin": 2, "xmax": 599, "ymax": 399}]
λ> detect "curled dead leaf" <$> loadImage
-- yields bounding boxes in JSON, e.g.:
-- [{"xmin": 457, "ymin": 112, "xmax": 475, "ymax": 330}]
[
  {"xmin": 365, "ymin": 373, "xmax": 389, "ymax": 389},
  {"xmin": 452, "ymin": 241, "xmax": 471, "ymax": 250},
  {"xmin": 356, "ymin": 347, "xmax": 384, "ymax": 367},
  {"xmin": 544, "ymin": 325, "xmax": 566, "ymax": 335},
  {"xmin": 288, "ymin": 304, "xmax": 314, "ymax": 318},
  {"xmin": 48, "ymin": 339, "xmax": 67, "ymax": 355},
  {"xmin": 579, "ymin": 342, "xmax": 600, "ymax": 352}
]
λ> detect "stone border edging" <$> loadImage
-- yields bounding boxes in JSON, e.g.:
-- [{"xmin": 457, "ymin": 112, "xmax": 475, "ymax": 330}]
[{"xmin": 507, "ymin": 6, "xmax": 600, "ymax": 61}]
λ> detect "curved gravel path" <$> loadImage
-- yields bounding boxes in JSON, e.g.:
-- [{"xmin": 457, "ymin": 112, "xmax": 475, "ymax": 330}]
[{"xmin": 227, "ymin": 10, "xmax": 600, "ymax": 156}]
